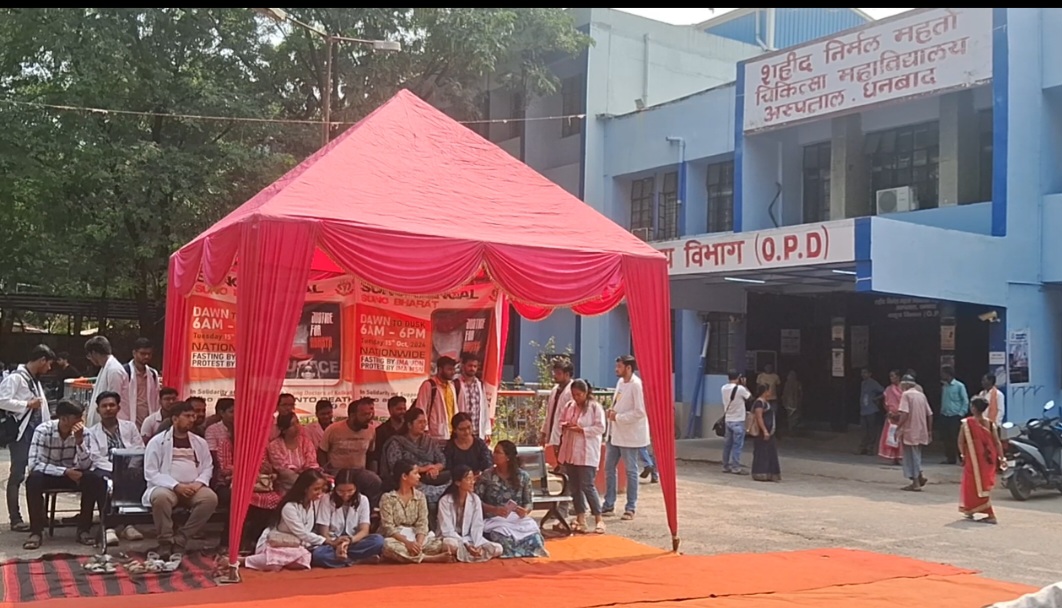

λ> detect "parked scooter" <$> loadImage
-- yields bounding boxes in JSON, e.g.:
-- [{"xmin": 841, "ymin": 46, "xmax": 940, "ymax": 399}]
[{"xmin": 1001, "ymin": 400, "xmax": 1062, "ymax": 501}]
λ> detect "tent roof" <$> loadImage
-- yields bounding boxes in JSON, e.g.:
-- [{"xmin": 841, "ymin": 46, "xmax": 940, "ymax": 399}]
[{"xmin": 186, "ymin": 89, "xmax": 662, "ymax": 263}]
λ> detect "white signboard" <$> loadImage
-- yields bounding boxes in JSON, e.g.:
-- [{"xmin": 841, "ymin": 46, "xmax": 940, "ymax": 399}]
[
  {"xmin": 653, "ymin": 220, "xmax": 856, "ymax": 277},
  {"xmin": 742, "ymin": 8, "xmax": 993, "ymax": 132}
]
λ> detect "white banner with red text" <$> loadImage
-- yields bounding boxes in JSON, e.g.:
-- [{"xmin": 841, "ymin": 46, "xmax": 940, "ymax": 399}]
[
  {"xmin": 183, "ymin": 274, "xmax": 504, "ymax": 419},
  {"xmin": 652, "ymin": 220, "xmax": 856, "ymax": 277}
]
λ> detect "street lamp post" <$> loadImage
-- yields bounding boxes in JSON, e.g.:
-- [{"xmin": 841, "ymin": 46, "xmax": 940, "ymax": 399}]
[{"xmin": 254, "ymin": 8, "xmax": 402, "ymax": 147}]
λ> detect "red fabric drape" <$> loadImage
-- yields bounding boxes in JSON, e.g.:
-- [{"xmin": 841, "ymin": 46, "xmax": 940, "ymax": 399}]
[
  {"xmin": 227, "ymin": 220, "xmax": 316, "ymax": 561},
  {"xmin": 622, "ymin": 255, "xmax": 678, "ymax": 549},
  {"xmin": 511, "ymin": 283, "xmax": 627, "ymax": 321},
  {"xmin": 161, "ymin": 257, "xmax": 192, "ymax": 396},
  {"xmin": 496, "ymin": 296, "xmax": 510, "ymax": 386}
]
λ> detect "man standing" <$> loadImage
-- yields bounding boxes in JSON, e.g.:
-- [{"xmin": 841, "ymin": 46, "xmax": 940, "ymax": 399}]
[
  {"xmin": 85, "ymin": 336, "xmax": 128, "ymax": 427},
  {"xmin": 143, "ymin": 401, "xmax": 217, "ymax": 559},
  {"xmin": 897, "ymin": 374, "xmax": 933, "ymax": 492},
  {"xmin": 720, "ymin": 371, "xmax": 751, "ymax": 474},
  {"xmin": 756, "ymin": 364, "xmax": 781, "ymax": 401},
  {"xmin": 939, "ymin": 366, "xmax": 970, "ymax": 465},
  {"xmin": 416, "ymin": 356, "xmax": 459, "ymax": 440},
  {"xmin": 86, "ymin": 391, "xmax": 145, "ymax": 545},
  {"xmin": 23, "ymin": 399, "xmax": 106, "ymax": 550},
  {"xmin": 858, "ymin": 369, "xmax": 885, "ymax": 456},
  {"xmin": 541, "ymin": 357, "xmax": 574, "ymax": 461},
  {"xmin": 123, "ymin": 338, "xmax": 161, "ymax": 429},
  {"xmin": 0, "ymin": 345, "xmax": 55, "ymax": 532},
  {"xmin": 978, "ymin": 374, "xmax": 1006, "ymax": 427},
  {"xmin": 456, "ymin": 352, "xmax": 490, "ymax": 442},
  {"xmin": 602, "ymin": 355, "xmax": 650, "ymax": 520},
  {"xmin": 372, "ymin": 395, "xmax": 407, "ymax": 471},
  {"xmin": 319, "ymin": 398, "xmax": 383, "ymax": 505}
]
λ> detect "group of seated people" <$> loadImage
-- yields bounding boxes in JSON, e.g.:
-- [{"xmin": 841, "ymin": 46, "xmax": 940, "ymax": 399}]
[{"xmin": 19, "ymin": 381, "xmax": 549, "ymax": 567}]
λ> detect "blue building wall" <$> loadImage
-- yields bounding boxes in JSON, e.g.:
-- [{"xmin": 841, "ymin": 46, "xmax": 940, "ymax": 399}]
[
  {"xmin": 592, "ymin": 8, "xmax": 1062, "ymax": 426},
  {"xmin": 703, "ymin": 9, "xmax": 870, "ymax": 50}
]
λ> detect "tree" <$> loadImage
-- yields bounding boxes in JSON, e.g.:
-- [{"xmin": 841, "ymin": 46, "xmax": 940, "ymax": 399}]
[{"xmin": 0, "ymin": 8, "xmax": 591, "ymax": 338}]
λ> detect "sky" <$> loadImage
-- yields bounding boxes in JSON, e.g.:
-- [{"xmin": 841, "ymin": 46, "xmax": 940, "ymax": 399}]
[{"xmin": 615, "ymin": 8, "xmax": 914, "ymax": 26}]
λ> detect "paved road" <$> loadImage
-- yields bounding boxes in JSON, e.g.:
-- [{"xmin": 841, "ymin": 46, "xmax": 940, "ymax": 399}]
[{"xmin": 1, "ymin": 442, "xmax": 1059, "ymax": 590}]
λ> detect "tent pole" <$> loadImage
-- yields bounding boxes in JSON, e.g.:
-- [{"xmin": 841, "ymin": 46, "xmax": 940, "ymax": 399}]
[{"xmin": 322, "ymin": 36, "xmax": 333, "ymax": 147}]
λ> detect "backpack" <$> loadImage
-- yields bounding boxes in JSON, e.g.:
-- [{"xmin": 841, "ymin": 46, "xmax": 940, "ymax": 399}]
[{"xmin": 412, "ymin": 378, "xmax": 461, "ymax": 421}]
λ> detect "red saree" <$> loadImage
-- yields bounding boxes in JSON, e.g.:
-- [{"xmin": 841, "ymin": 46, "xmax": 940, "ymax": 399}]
[
  {"xmin": 877, "ymin": 384, "xmax": 903, "ymax": 461},
  {"xmin": 959, "ymin": 416, "xmax": 1000, "ymax": 516}
]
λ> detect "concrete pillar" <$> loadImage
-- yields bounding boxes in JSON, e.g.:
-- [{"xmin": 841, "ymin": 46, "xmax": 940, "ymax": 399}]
[
  {"xmin": 938, "ymin": 90, "xmax": 980, "ymax": 206},
  {"xmin": 829, "ymin": 114, "xmax": 869, "ymax": 220}
]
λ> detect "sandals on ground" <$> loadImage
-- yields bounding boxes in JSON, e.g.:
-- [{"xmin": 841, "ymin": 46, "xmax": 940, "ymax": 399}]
[
  {"xmin": 570, "ymin": 520, "xmax": 587, "ymax": 534},
  {"xmin": 22, "ymin": 534, "xmax": 41, "ymax": 550},
  {"xmin": 594, "ymin": 521, "xmax": 606, "ymax": 534}
]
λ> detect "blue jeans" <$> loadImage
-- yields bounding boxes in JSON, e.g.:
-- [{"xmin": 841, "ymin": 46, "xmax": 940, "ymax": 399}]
[
  {"xmin": 603, "ymin": 442, "xmax": 641, "ymax": 514},
  {"xmin": 6, "ymin": 430, "xmax": 32, "ymax": 524},
  {"xmin": 722, "ymin": 422, "xmax": 746, "ymax": 472},
  {"xmin": 639, "ymin": 447, "xmax": 658, "ymax": 481},
  {"xmin": 310, "ymin": 534, "xmax": 386, "ymax": 568}
]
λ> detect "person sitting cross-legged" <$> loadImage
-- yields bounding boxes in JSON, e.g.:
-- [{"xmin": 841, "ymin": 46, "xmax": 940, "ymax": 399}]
[
  {"xmin": 23, "ymin": 399, "xmax": 107, "ymax": 550},
  {"xmin": 86, "ymin": 390, "xmax": 145, "ymax": 546},
  {"xmin": 143, "ymin": 401, "xmax": 217, "ymax": 559},
  {"xmin": 311, "ymin": 468, "xmax": 385, "ymax": 567}
]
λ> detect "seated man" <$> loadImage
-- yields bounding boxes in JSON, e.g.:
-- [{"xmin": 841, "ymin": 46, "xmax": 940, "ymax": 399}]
[
  {"xmin": 319, "ymin": 397, "xmax": 382, "ymax": 506},
  {"xmin": 204, "ymin": 397, "xmax": 235, "ymax": 458},
  {"xmin": 86, "ymin": 390, "xmax": 145, "ymax": 545},
  {"xmin": 304, "ymin": 399, "xmax": 334, "ymax": 454},
  {"xmin": 143, "ymin": 401, "xmax": 217, "ymax": 559},
  {"xmin": 23, "ymin": 399, "xmax": 106, "ymax": 550},
  {"xmin": 140, "ymin": 386, "xmax": 178, "ymax": 441}
]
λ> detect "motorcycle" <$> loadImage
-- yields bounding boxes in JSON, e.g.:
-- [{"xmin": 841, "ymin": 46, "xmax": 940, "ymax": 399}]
[{"xmin": 1001, "ymin": 400, "xmax": 1062, "ymax": 501}]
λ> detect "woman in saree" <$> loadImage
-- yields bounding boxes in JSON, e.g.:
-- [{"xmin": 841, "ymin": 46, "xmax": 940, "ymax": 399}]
[
  {"xmin": 381, "ymin": 407, "xmax": 449, "ymax": 508},
  {"xmin": 959, "ymin": 396, "xmax": 1004, "ymax": 524},
  {"xmin": 750, "ymin": 383, "xmax": 781, "ymax": 482},
  {"xmin": 878, "ymin": 369, "xmax": 904, "ymax": 465}
]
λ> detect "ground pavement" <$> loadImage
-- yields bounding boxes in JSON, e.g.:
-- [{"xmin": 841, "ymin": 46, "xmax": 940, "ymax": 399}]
[{"xmin": 0, "ymin": 436, "xmax": 1059, "ymax": 589}]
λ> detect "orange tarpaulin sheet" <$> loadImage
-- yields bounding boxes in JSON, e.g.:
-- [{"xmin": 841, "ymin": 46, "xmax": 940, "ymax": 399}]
[{"xmin": 4, "ymin": 536, "xmax": 1032, "ymax": 608}]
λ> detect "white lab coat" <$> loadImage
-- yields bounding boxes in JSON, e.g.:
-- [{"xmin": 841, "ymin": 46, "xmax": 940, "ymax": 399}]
[
  {"xmin": 123, "ymin": 362, "xmax": 160, "ymax": 424},
  {"xmin": 0, "ymin": 365, "xmax": 50, "ymax": 441},
  {"xmin": 142, "ymin": 428, "xmax": 213, "ymax": 506},
  {"xmin": 86, "ymin": 356, "xmax": 129, "ymax": 427},
  {"xmin": 543, "ymin": 381, "xmax": 573, "ymax": 447},
  {"xmin": 86, "ymin": 420, "xmax": 145, "ymax": 472},
  {"xmin": 437, "ymin": 492, "xmax": 489, "ymax": 546}
]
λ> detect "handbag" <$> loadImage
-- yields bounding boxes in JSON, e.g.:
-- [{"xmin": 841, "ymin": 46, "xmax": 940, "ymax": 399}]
[
  {"xmin": 266, "ymin": 529, "xmax": 302, "ymax": 548},
  {"xmin": 885, "ymin": 423, "xmax": 900, "ymax": 448},
  {"xmin": 713, "ymin": 385, "xmax": 742, "ymax": 437},
  {"xmin": 253, "ymin": 473, "xmax": 275, "ymax": 493}
]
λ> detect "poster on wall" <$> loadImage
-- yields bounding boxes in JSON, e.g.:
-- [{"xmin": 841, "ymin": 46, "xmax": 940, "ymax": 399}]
[
  {"xmin": 780, "ymin": 329, "xmax": 801, "ymax": 356},
  {"xmin": 183, "ymin": 274, "xmax": 503, "ymax": 418},
  {"xmin": 831, "ymin": 349, "xmax": 845, "ymax": 378},
  {"xmin": 1007, "ymin": 329, "xmax": 1031, "ymax": 385}
]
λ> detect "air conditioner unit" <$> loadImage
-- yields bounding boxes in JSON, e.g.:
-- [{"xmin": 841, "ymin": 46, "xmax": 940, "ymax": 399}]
[
  {"xmin": 875, "ymin": 186, "xmax": 918, "ymax": 215},
  {"xmin": 631, "ymin": 227, "xmax": 652, "ymax": 241}
]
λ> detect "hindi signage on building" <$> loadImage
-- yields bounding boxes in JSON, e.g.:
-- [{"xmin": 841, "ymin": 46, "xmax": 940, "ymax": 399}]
[
  {"xmin": 742, "ymin": 8, "xmax": 993, "ymax": 132},
  {"xmin": 653, "ymin": 220, "xmax": 856, "ymax": 277}
]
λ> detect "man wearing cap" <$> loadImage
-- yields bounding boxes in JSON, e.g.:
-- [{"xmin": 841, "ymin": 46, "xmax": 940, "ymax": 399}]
[{"xmin": 896, "ymin": 374, "xmax": 933, "ymax": 491}]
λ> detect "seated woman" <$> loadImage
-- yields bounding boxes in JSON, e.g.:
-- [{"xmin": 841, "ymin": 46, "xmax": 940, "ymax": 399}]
[
  {"xmin": 267, "ymin": 413, "xmax": 321, "ymax": 494},
  {"xmin": 443, "ymin": 413, "xmax": 493, "ymax": 474},
  {"xmin": 381, "ymin": 407, "xmax": 449, "ymax": 509},
  {"xmin": 438, "ymin": 465, "xmax": 503, "ymax": 563},
  {"xmin": 476, "ymin": 440, "xmax": 548, "ymax": 558},
  {"xmin": 312, "ymin": 468, "xmax": 386, "ymax": 567},
  {"xmin": 216, "ymin": 430, "xmax": 281, "ymax": 550},
  {"xmin": 244, "ymin": 469, "xmax": 330, "ymax": 572},
  {"xmin": 379, "ymin": 459, "xmax": 451, "ymax": 564}
]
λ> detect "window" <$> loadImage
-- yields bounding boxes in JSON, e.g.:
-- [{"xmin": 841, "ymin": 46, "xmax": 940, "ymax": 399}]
[
  {"xmin": 508, "ymin": 90, "xmax": 525, "ymax": 140},
  {"xmin": 978, "ymin": 109, "xmax": 993, "ymax": 203},
  {"xmin": 630, "ymin": 177, "xmax": 655, "ymax": 239},
  {"xmin": 866, "ymin": 121, "xmax": 940, "ymax": 209},
  {"xmin": 707, "ymin": 161, "xmax": 735, "ymax": 232},
  {"xmin": 802, "ymin": 142, "xmax": 831, "ymax": 223},
  {"xmin": 658, "ymin": 171, "xmax": 679, "ymax": 240},
  {"xmin": 471, "ymin": 92, "xmax": 490, "ymax": 139},
  {"xmin": 707, "ymin": 313, "xmax": 737, "ymax": 375},
  {"xmin": 561, "ymin": 75, "xmax": 585, "ymax": 138}
]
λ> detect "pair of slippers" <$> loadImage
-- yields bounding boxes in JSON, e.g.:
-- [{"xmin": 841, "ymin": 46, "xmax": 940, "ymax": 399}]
[
  {"xmin": 125, "ymin": 552, "xmax": 182, "ymax": 574},
  {"xmin": 82, "ymin": 554, "xmax": 117, "ymax": 574}
]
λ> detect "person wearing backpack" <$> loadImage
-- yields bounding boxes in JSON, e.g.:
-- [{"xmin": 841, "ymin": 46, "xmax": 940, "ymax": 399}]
[
  {"xmin": 0, "ymin": 345, "xmax": 56, "ymax": 532},
  {"xmin": 414, "ymin": 356, "xmax": 461, "ymax": 441},
  {"xmin": 720, "ymin": 371, "xmax": 752, "ymax": 475}
]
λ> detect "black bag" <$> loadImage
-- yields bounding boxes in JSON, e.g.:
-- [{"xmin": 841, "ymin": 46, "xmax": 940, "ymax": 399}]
[
  {"xmin": 0, "ymin": 371, "xmax": 36, "ymax": 448},
  {"xmin": 713, "ymin": 385, "xmax": 742, "ymax": 438}
]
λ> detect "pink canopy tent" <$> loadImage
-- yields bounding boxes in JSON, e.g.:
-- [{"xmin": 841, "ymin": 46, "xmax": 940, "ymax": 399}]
[{"xmin": 161, "ymin": 90, "xmax": 678, "ymax": 560}]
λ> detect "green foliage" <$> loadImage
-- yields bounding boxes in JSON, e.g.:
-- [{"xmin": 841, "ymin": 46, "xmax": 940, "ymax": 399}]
[
  {"xmin": 494, "ymin": 335, "xmax": 574, "ymax": 445},
  {"xmin": 0, "ymin": 8, "xmax": 592, "ymax": 334}
]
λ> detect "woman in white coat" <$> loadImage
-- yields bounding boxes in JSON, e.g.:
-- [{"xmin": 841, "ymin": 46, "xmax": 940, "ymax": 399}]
[{"xmin": 437, "ymin": 465, "xmax": 502, "ymax": 563}]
